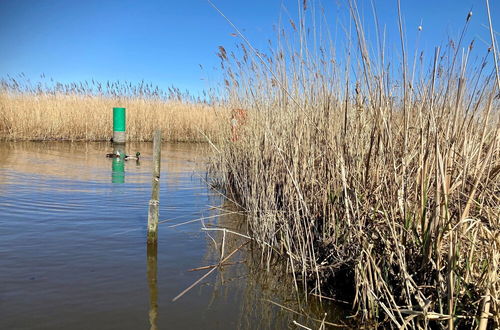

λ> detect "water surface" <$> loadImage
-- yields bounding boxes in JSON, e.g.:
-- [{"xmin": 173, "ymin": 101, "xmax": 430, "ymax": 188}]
[{"xmin": 0, "ymin": 142, "xmax": 342, "ymax": 329}]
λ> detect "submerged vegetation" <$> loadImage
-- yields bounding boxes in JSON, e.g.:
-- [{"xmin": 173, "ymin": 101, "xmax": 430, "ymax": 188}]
[
  {"xmin": 210, "ymin": 1, "xmax": 500, "ymax": 328},
  {"xmin": 0, "ymin": 77, "xmax": 224, "ymax": 142}
]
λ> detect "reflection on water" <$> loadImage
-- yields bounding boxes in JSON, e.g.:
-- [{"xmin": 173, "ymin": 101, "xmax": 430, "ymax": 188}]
[
  {"xmin": 111, "ymin": 143, "xmax": 125, "ymax": 184},
  {"xmin": 147, "ymin": 242, "xmax": 158, "ymax": 330},
  {"xmin": 0, "ymin": 142, "xmax": 345, "ymax": 329},
  {"xmin": 111, "ymin": 157, "xmax": 125, "ymax": 184},
  {"xmin": 203, "ymin": 203, "xmax": 347, "ymax": 329}
]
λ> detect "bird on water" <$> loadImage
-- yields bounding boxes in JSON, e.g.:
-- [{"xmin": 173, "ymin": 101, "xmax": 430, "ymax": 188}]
[
  {"xmin": 124, "ymin": 152, "xmax": 140, "ymax": 161},
  {"xmin": 106, "ymin": 151, "xmax": 140, "ymax": 160},
  {"xmin": 106, "ymin": 151, "xmax": 121, "ymax": 158}
]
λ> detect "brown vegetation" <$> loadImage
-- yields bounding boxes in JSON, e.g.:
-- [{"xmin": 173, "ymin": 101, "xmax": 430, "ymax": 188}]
[
  {"xmin": 209, "ymin": 1, "xmax": 500, "ymax": 328},
  {"xmin": 0, "ymin": 79, "xmax": 224, "ymax": 142}
]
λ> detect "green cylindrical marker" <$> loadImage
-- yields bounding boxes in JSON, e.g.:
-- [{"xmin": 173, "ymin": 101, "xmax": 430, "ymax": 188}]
[{"xmin": 113, "ymin": 107, "xmax": 126, "ymax": 143}]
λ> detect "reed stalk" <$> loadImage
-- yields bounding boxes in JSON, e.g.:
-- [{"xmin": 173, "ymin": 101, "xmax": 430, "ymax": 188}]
[{"xmin": 210, "ymin": 1, "xmax": 500, "ymax": 328}]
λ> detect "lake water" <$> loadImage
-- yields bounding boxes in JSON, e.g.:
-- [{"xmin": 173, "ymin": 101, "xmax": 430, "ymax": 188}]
[{"xmin": 0, "ymin": 142, "xmax": 343, "ymax": 329}]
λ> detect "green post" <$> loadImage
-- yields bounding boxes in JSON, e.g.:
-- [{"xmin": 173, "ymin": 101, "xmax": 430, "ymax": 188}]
[{"xmin": 113, "ymin": 107, "xmax": 126, "ymax": 143}]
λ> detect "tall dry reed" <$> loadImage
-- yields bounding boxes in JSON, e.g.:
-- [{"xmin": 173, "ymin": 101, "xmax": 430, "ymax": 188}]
[
  {"xmin": 0, "ymin": 78, "xmax": 225, "ymax": 142},
  {"xmin": 210, "ymin": 1, "xmax": 500, "ymax": 328}
]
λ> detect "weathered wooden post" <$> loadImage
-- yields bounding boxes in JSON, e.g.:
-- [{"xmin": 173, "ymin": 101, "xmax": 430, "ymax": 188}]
[
  {"xmin": 147, "ymin": 130, "xmax": 161, "ymax": 243},
  {"xmin": 146, "ymin": 130, "xmax": 160, "ymax": 327},
  {"xmin": 113, "ymin": 107, "xmax": 126, "ymax": 144}
]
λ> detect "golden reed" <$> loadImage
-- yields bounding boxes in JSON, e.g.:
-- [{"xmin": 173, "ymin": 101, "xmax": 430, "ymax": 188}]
[
  {"xmin": 209, "ymin": 1, "xmax": 500, "ymax": 328},
  {"xmin": 0, "ymin": 90, "xmax": 226, "ymax": 142}
]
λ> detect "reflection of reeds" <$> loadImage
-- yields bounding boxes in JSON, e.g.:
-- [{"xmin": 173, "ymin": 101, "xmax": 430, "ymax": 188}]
[
  {"xmin": 0, "ymin": 78, "xmax": 227, "ymax": 142},
  {"xmin": 202, "ymin": 202, "xmax": 347, "ymax": 329},
  {"xmin": 210, "ymin": 3, "xmax": 500, "ymax": 328},
  {"xmin": 0, "ymin": 142, "xmax": 208, "ymax": 186}
]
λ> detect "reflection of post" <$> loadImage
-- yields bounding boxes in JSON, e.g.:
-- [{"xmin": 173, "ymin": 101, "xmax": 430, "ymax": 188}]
[
  {"xmin": 111, "ymin": 144, "xmax": 125, "ymax": 183},
  {"xmin": 147, "ymin": 130, "xmax": 161, "ymax": 243},
  {"xmin": 147, "ymin": 242, "xmax": 158, "ymax": 330}
]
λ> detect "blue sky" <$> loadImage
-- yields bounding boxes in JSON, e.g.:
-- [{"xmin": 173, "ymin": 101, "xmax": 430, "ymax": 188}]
[{"xmin": 0, "ymin": 0, "xmax": 498, "ymax": 97}]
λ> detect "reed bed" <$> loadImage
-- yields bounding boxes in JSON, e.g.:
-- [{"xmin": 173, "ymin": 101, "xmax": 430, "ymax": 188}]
[
  {"xmin": 0, "ymin": 79, "xmax": 224, "ymax": 142},
  {"xmin": 210, "ymin": 2, "xmax": 500, "ymax": 328}
]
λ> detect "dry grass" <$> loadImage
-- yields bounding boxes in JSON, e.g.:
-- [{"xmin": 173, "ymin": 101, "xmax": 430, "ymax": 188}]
[
  {"xmin": 0, "ymin": 80, "xmax": 225, "ymax": 142},
  {"xmin": 210, "ymin": 1, "xmax": 500, "ymax": 328}
]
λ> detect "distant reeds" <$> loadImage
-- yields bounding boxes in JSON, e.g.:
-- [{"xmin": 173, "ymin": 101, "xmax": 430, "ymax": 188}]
[
  {"xmin": 210, "ymin": 1, "xmax": 500, "ymax": 328},
  {"xmin": 0, "ymin": 78, "xmax": 225, "ymax": 142}
]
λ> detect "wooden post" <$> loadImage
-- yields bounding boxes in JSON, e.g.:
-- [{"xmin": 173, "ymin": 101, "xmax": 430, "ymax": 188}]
[{"xmin": 147, "ymin": 130, "xmax": 161, "ymax": 243}]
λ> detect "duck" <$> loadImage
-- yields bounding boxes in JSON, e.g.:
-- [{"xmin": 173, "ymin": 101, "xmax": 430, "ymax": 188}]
[
  {"xmin": 106, "ymin": 151, "xmax": 121, "ymax": 158},
  {"xmin": 124, "ymin": 152, "xmax": 140, "ymax": 161}
]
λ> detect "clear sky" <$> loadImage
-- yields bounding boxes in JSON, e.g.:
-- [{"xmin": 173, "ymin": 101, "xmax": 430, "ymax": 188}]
[{"xmin": 0, "ymin": 0, "xmax": 498, "ymax": 97}]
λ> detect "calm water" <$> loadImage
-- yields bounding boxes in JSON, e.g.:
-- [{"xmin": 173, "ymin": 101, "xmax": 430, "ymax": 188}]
[{"xmin": 0, "ymin": 142, "xmax": 342, "ymax": 329}]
